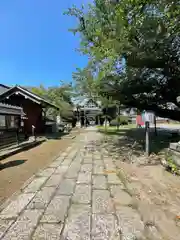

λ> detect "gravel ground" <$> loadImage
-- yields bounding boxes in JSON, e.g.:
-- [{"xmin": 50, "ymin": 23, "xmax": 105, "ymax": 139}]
[{"xmin": 0, "ymin": 130, "xmax": 82, "ymax": 205}]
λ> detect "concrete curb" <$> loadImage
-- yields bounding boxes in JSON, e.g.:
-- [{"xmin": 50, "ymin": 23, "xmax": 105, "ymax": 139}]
[{"xmin": 0, "ymin": 139, "xmax": 46, "ymax": 161}]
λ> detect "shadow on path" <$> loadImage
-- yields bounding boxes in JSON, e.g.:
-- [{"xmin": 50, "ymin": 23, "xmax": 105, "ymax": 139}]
[
  {"xmin": 99, "ymin": 127, "xmax": 180, "ymax": 154},
  {"xmin": 0, "ymin": 159, "xmax": 27, "ymax": 170}
]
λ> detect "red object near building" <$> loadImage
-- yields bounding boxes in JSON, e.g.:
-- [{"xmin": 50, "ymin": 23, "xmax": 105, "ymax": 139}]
[{"xmin": 136, "ymin": 115, "xmax": 144, "ymax": 127}]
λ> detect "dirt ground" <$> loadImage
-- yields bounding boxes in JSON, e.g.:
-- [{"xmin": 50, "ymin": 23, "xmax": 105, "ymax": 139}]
[
  {"xmin": 0, "ymin": 129, "xmax": 82, "ymax": 205},
  {"xmin": 99, "ymin": 127, "xmax": 180, "ymax": 240},
  {"xmin": 115, "ymin": 162, "xmax": 180, "ymax": 240}
]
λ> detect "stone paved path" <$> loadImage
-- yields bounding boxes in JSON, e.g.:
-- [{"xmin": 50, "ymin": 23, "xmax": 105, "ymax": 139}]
[{"xmin": 0, "ymin": 130, "xmax": 145, "ymax": 240}]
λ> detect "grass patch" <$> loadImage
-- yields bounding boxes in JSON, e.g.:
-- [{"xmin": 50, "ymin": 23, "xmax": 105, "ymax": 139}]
[{"xmin": 97, "ymin": 124, "xmax": 136, "ymax": 132}]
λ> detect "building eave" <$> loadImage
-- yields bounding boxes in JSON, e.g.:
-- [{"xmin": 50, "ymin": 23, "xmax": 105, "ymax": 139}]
[
  {"xmin": 0, "ymin": 103, "xmax": 25, "ymax": 116},
  {"xmin": 0, "ymin": 85, "xmax": 59, "ymax": 110}
]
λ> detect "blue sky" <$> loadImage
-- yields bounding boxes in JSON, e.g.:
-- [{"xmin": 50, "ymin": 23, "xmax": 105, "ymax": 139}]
[{"xmin": 0, "ymin": 0, "xmax": 89, "ymax": 87}]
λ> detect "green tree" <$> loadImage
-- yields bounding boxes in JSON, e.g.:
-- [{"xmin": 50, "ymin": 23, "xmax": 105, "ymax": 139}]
[
  {"xmin": 31, "ymin": 84, "xmax": 48, "ymax": 99},
  {"xmin": 72, "ymin": 65, "xmax": 97, "ymax": 98},
  {"xmin": 31, "ymin": 83, "xmax": 76, "ymax": 123},
  {"xmin": 66, "ymin": 0, "xmax": 180, "ymax": 120}
]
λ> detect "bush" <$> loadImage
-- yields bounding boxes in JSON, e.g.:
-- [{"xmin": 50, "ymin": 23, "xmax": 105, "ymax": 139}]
[{"xmin": 110, "ymin": 115, "xmax": 129, "ymax": 126}]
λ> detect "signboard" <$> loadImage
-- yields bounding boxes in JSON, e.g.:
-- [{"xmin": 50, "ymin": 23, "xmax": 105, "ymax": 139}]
[
  {"xmin": 56, "ymin": 116, "xmax": 61, "ymax": 124},
  {"xmin": 142, "ymin": 111, "xmax": 155, "ymax": 124}
]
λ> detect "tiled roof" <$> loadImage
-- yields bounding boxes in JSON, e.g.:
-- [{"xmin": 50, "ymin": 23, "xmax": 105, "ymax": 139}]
[
  {"xmin": 0, "ymin": 85, "xmax": 59, "ymax": 109},
  {"xmin": 0, "ymin": 84, "xmax": 10, "ymax": 95},
  {"xmin": 0, "ymin": 103, "xmax": 24, "ymax": 115},
  {"xmin": 73, "ymin": 96, "xmax": 101, "ymax": 107},
  {"xmin": 0, "ymin": 103, "xmax": 22, "ymax": 110}
]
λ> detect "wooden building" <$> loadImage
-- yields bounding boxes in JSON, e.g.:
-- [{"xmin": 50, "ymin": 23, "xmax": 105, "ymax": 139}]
[
  {"xmin": 0, "ymin": 84, "xmax": 59, "ymax": 134},
  {"xmin": 0, "ymin": 103, "xmax": 24, "ymax": 149}
]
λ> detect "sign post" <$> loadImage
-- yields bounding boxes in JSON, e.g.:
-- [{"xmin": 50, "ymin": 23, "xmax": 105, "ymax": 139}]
[
  {"xmin": 145, "ymin": 121, "xmax": 150, "ymax": 156},
  {"xmin": 142, "ymin": 111, "xmax": 155, "ymax": 156}
]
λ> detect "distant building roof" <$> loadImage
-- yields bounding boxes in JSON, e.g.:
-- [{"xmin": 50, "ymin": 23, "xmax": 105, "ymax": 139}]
[{"xmin": 73, "ymin": 97, "xmax": 101, "ymax": 108}]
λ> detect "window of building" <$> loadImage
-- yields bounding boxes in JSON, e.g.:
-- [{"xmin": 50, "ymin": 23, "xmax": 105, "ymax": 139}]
[
  {"xmin": 10, "ymin": 116, "xmax": 16, "ymax": 128},
  {"xmin": 0, "ymin": 115, "xmax": 6, "ymax": 128},
  {"xmin": 5, "ymin": 115, "xmax": 16, "ymax": 128}
]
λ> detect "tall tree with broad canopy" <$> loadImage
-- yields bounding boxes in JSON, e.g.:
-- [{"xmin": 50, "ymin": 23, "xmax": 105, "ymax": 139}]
[{"xmin": 66, "ymin": 0, "xmax": 180, "ymax": 120}]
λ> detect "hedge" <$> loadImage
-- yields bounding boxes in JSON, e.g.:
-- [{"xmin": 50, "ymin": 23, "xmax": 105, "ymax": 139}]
[{"xmin": 110, "ymin": 115, "xmax": 129, "ymax": 126}]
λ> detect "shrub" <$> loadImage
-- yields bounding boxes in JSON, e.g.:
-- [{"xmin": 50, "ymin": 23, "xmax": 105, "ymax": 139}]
[{"xmin": 110, "ymin": 115, "xmax": 129, "ymax": 126}]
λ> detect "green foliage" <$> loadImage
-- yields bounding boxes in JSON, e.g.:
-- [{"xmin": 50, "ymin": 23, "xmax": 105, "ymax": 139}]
[
  {"xmin": 166, "ymin": 155, "xmax": 179, "ymax": 175},
  {"xmin": 110, "ymin": 115, "xmax": 129, "ymax": 126},
  {"xmin": 72, "ymin": 65, "xmax": 97, "ymax": 98},
  {"xmin": 31, "ymin": 84, "xmax": 75, "ymax": 123},
  {"xmin": 100, "ymin": 114, "xmax": 112, "ymax": 120},
  {"xmin": 66, "ymin": 0, "xmax": 180, "ymax": 121},
  {"xmin": 31, "ymin": 85, "xmax": 48, "ymax": 99}
]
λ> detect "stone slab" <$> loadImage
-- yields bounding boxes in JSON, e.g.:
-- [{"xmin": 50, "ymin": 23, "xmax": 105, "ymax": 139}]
[
  {"xmin": 61, "ymin": 158, "xmax": 73, "ymax": 167},
  {"xmin": 62, "ymin": 204, "xmax": 91, "ymax": 240},
  {"xmin": 41, "ymin": 195, "xmax": 70, "ymax": 223},
  {"xmin": 70, "ymin": 161, "xmax": 81, "ymax": 169},
  {"xmin": 93, "ymin": 160, "xmax": 104, "ymax": 167},
  {"xmin": 2, "ymin": 209, "xmax": 43, "ymax": 240},
  {"xmin": 92, "ymin": 190, "xmax": 114, "ymax": 214},
  {"xmin": 104, "ymin": 161, "xmax": 116, "ymax": 172},
  {"xmin": 110, "ymin": 186, "xmax": 132, "ymax": 207},
  {"xmin": 169, "ymin": 142, "xmax": 180, "ymax": 152},
  {"xmin": 27, "ymin": 187, "xmax": 56, "ymax": 209},
  {"xmin": 48, "ymin": 160, "xmax": 63, "ymax": 168},
  {"xmin": 77, "ymin": 172, "xmax": 91, "ymax": 184},
  {"xmin": 93, "ymin": 155, "xmax": 102, "ymax": 160},
  {"xmin": 65, "ymin": 164, "xmax": 81, "ymax": 179},
  {"xmin": 33, "ymin": 223, "xmax": 63, "ymax": 240},
  {"xmin": 0, "ymin": 193, "xmax": 35, "ymax": 219},
  {"xmin": 92, "ymin": 214, "xmax": 118, "ymax": 240},
  {"xmin": 116, "ymin": 206, "xmax": 144, "ymax": 240},
  {"xmin": 55, "ymin": 156, "xmax": 65, "ymax": 161},
  {"xmin": 54, "ymin": 166, "xmax": 68, "ymax": 175},
  {"xmin": 56, "ymin": 179, "xmax": 76, "ymax": 196},
  {"xmin": 81, "ymin": 164, "xmax": 92, "ymax": 172},
  {"xmin": 83, "ymin": 158, "xmax": 93, "ymax": 164},
  {"xmin": 107, "ymin": 173, "xmax": 122, "ymax": 185},
  {"xmin": 93, "ymin": 165, "xmax": 105, "ymax": 175},
  {"xmin": 0, "ymin": 219, "xmax": 14, "ymax": 238},
  {"xmin": 24, "ymin": 177, "xmax": 48, "ymax": 193},
  {"xmin": 36, "ymin": 168, "xmax": 55, "ymax": 177},
  {"xmin": 73, "ymin": 156, "xmax": 83, "ymax": 164},
  {"xmin": 72, "ymin": 184, "xmax": 91, "ymax": 204},
  {"xmin": 66, "ymin": 151, "xmax": 77, "ymax": 159},
  {"xmin": 44, "ymin": 174, "xmax": 63, "ymax": 187},
  {"xmin": 93, "ymin": 175, "xmax": 107, "ymax": 189}
]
